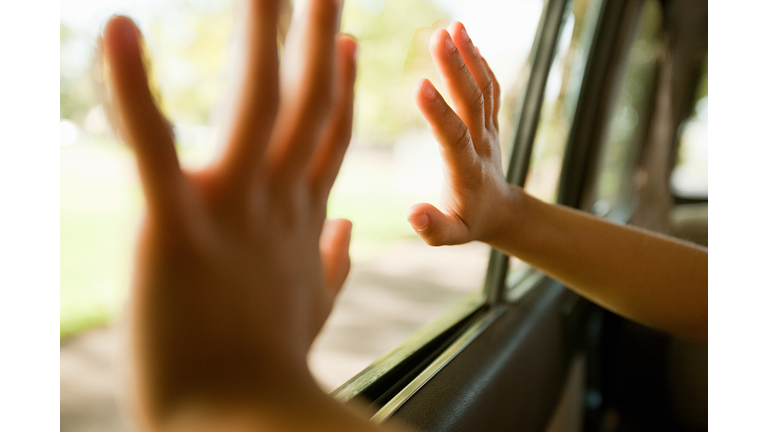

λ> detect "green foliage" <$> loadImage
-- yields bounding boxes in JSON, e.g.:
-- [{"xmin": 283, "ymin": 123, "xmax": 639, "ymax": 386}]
[
  {"xmin": 341, "ymin": 0, "xmax": 450, "ymax": 144},
  {"xmin": 60, "ymin": 0, "xmax": 451, "ymax": 142},
  {"xmin": 695, "ymin": 53, "xmax": 708, "ymax": 102},
  {"xmin": 142, "ymin": 1, "xmax": 235, "ymax": 124},
  {"xmin": 60, "ymin": 138, "xmax": 420, "ymax": 339},
  {"xmin": 60, "ymin": 22, "xmax": 98, "ymax": 121},
  {"xmin": 60, "ymin": 137, "xmax": 143, "ymax": 338},
  {"xmin": 59, "ymin": 0, "xmax": 449, "ymax": 338}
]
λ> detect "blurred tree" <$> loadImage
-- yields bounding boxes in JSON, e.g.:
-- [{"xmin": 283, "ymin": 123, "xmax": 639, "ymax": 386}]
[
  {"xmin": 342, "ymin": 0, "xmax": 450, "ymax": 145},
  {"xmin": 143, "ymin": 1, "xmax": 235, "ymax": 125},
  {"xmin": 694, "ymin": 54, "xmax": 707, "ymax": 102},
  {"xmin": 60, "ymin": 22, "xmax": 97, "ymax": 121},
  {"xmin": 60, "ymin": 0, "xmax": 451, "ymax": 144}
]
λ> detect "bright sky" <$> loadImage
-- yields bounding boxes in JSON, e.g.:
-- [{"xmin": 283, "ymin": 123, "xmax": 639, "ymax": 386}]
[
  {"xmin": 61, "ymin": 0, "xmax": 157, "ymax": 37},
  {"xmin": 447, "ymin": 0, "xmax": 543, "ymax": 82}
]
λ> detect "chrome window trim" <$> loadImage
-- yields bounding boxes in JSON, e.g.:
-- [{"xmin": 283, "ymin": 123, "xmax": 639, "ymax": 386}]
[
  {"xmin": 332, "ymin": 291, "xmax": 485, "ymax": 403},
  {"xmin": 485, "ymin": 0, "xmax": 570, "ymax": 307},
  {"xmin": 370, "ymin": 306, "xmax": 508, "ymax": 424}
]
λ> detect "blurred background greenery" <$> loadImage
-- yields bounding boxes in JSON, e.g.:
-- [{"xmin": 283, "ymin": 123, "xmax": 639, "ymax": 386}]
[{"xmin": 60, "ymin": 0, "xmax": 541, "ymax": 338}]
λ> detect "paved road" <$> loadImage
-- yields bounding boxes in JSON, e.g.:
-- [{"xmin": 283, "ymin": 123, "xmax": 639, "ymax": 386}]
[{"xmin": 61, "ymin": 240, "xmax": 490, "ymax": 431}]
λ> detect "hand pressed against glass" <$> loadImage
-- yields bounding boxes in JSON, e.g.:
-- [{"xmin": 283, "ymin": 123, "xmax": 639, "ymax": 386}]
[
  {"xmin": 408, "ymin": 22, "xmax": 518, "ymax": 246},
  {"xmin": 410, "ymin": 23, "xmax": 707, "ymax": 344},
  {"xmin": 101, "ymin": 1, "xmax": 392, "ymax": 430}
]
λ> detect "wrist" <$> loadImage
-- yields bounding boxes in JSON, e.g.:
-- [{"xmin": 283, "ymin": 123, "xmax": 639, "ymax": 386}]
[
  {"xmin": 143, "ymin": 362, "xmax": 320, "ymax": 432},
  {"xmin": 156, "ymin": 380, "xmax": 326, "ymax": 432},
  {"xmin": 482, "ymin": 184, "xmax": 528, "ymax": 254}
]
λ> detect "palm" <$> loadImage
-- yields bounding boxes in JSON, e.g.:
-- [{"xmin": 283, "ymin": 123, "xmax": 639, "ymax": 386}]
[
  {"xmin": 101, "ymin": 0, "xmax": 356, "ymax": 421},
  {"xmin": 409, "ymin": 22, "xmax": 510, "ymax": 246}
]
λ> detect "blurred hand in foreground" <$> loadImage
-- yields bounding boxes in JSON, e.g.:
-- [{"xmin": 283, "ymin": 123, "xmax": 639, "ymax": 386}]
[{"xmin": 101, "ymin": 1, "xmax": 398, "ymax": 429}]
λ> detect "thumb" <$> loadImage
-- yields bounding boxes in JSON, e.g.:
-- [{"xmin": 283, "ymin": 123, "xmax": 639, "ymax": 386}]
[
  {"xmin": 319, "ymin": 218, "xmax": 353, "ymax": 296},
  {"xmin": 407, "ymin": 203, "xmax": 470, "ymax": 246}
]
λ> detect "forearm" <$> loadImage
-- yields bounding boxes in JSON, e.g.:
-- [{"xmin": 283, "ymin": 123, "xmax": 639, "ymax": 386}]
[{"xmin": 491, "ymin": 186, "xmax": 707, "ymax": 342}]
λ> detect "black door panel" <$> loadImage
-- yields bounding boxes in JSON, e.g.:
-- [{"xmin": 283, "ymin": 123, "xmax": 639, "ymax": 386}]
[{"xmin": 391, "ymin": 282, "xmax": 581, "ymax": 432}]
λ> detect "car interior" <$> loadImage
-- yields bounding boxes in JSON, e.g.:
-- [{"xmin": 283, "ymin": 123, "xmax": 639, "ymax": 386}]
[{"xmin": 331, "ymin": 0, "xmax": 708, "ymax": 431}]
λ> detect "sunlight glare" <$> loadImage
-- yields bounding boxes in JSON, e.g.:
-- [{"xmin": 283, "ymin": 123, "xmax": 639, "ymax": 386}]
[{"xmin": 60, "ymin": 120, "xmax": 79, "ymax": 147}]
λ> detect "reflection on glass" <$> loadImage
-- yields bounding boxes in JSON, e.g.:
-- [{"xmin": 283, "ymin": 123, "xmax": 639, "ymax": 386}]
[
  {"xmin": 315, "ymin": 0, "xmax": 545, "ymax": 391},
  {"xmin": 670, "ymin": 55, "xmax": 708, "ymax": 199},
  {"xmin": 592, "ymin": 0, "xmax": 661, "ymax": 219},
  {"xmin": 524, "ymin": 0, "xmax": 602, "ymax": 203},
  {"xmin": 506, "ymin": 0, "xmax": 602, "ymax": 298},
  {"xmin": 60, "ymin": 0, "xmax": 546, "ymax": 414}
]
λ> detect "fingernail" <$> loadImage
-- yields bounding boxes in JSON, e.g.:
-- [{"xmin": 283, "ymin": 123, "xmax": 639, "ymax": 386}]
[
  {"xmin": 421, "ymin": 82, "xmax": 437, "ymax": 100},
  {"xmin": 407, "ymin": 212, "xmax": 430, "ymax": 231},
  {"xmin": 459, "ymin": 28, "xmax": 470, "ymax": 44},
  {"xmin": 340, "ymin": 33, "xmax": 358, "ymax": 62},
  {"xmin": 444, "ymin": 35, "xmax": 456, "ymax": 53}
]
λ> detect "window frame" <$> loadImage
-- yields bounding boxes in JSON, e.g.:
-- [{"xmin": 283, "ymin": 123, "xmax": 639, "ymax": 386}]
[
  {"xmin": 333, "ymin": 0, "xmax": 575, "ymax": 416},
  {"xmin": 669, "ymin": 54, "xmax": 708, "ymax": 204},
  {"xmin": 579, "ymin": 0, "xmax": 663, "ymax": 224},
  {"xmin": 333, "ymin": 0, "xmax": 655, "ymax": 426}
]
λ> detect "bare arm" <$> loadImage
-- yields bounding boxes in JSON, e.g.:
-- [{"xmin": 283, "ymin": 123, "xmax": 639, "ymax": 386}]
[
  {"xmin": 493, "ymin": 191, "xmax": 707, "ymax": 342},
  {"xmin": 409, "ymin": 22, "xmax": 707, "ymax": 343}
]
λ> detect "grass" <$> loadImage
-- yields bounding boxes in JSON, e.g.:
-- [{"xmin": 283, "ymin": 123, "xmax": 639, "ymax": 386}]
[
  {"xmin": 60, "ymin": 138, "xmax": 142, "ymax": 338},
  {"xmin": 60, "ymin": 136, "xmax": 426, "ymax": 339}
]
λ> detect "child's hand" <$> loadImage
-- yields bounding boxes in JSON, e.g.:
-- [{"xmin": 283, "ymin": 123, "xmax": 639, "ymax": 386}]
[
  {"xmin": 408, "ymin": 22, "xmax": 518, "ymax": 246},
  {"xmin": 102, "ymin": 0, "xmax": 357, "ymax": 426},
  {"xmin": 407, "ymin": 25, "xmax": 708, "ymax": 345}
]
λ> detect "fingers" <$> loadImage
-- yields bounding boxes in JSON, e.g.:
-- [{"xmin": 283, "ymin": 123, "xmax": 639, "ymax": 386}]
[
  {"xmin": 429, "ymin": 28, "xmax": 486, "ymax": 139},
  {"xmin": 477, "ymin": 48, "xmax": 501, "ymax": 130},
  {"xmin": 446, "ymin": 22, "xmax": 496, "ymax": 130},
  {"xmin": 407, "ymin": 203, "xmax": 470, "ymax": 246},
  {"xmin": 320, "ymin": 218, "xmax": 353, "ymax": 296},
  {"xmin": 267, "ymin": 0, "xmax": 342, "ymax": 185},
  {"xmin": 414, "ymin": 79, "xmax": 478, "ymax": 172},
  {"xmin": 308, "ymin": 35, "xmax": 358, "ymax": 200},
  {"xmin": 102, "ymin": 16, "xmax": 184, "ymax": 219},
  {"xmin": 217, "ymin": 0, "xmax": 281, "ymax": 186}
]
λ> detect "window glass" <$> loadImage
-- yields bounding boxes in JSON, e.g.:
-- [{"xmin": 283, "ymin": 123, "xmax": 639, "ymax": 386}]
[
  {"xmin": 60, "ymin": 0, "xmax": 546, "ymax": 408},
  {"xmin": 524, "ymin": 0, "xmax": 602, "ymax": 203},
  {"xmin": 670, "ymin": 55, "xmax": 708, "ymax": 199},
  {"xmin": 507, "ymin": 0, "xmax": 602, "ymax": 297},
  {"xmin": 313, "ymin": 0, "xmax": 545, "ymax": 391},
  {"xmin": 592, "ymin": 0, "xmax": 662, "ymax": 219}
]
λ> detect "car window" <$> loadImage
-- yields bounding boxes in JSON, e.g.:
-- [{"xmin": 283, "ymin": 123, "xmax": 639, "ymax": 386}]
[
  {"xmin": 506, "ymin": 0, "xmax": 603, "ymax": 297},
  {"xmin": 60, "ymin": 0, "xmax": 547, "ymax": 399},
  {"xmin": 591, "ymin": 0, "xmax": 662, "ymax": 220},
  {"xmin": 523, "ymin": 0, "xmax": 602, "ymax": 203},
  {"xmin": 670, "ymin": 54, "xmax": 708, "ymax": 200},
  {"xmin": 311, "ymin": 0, "xmax": 547, "ymax": 391}
]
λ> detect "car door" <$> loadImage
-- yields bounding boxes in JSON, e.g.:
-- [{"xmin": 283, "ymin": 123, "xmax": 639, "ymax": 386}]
[
  {"xmin": 331, "ymin": 0, "xmax": 614, "ymax": 429},
  {"xmin": 330, "ymin": 0, "xmax": 707, "ymax": 431}
]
